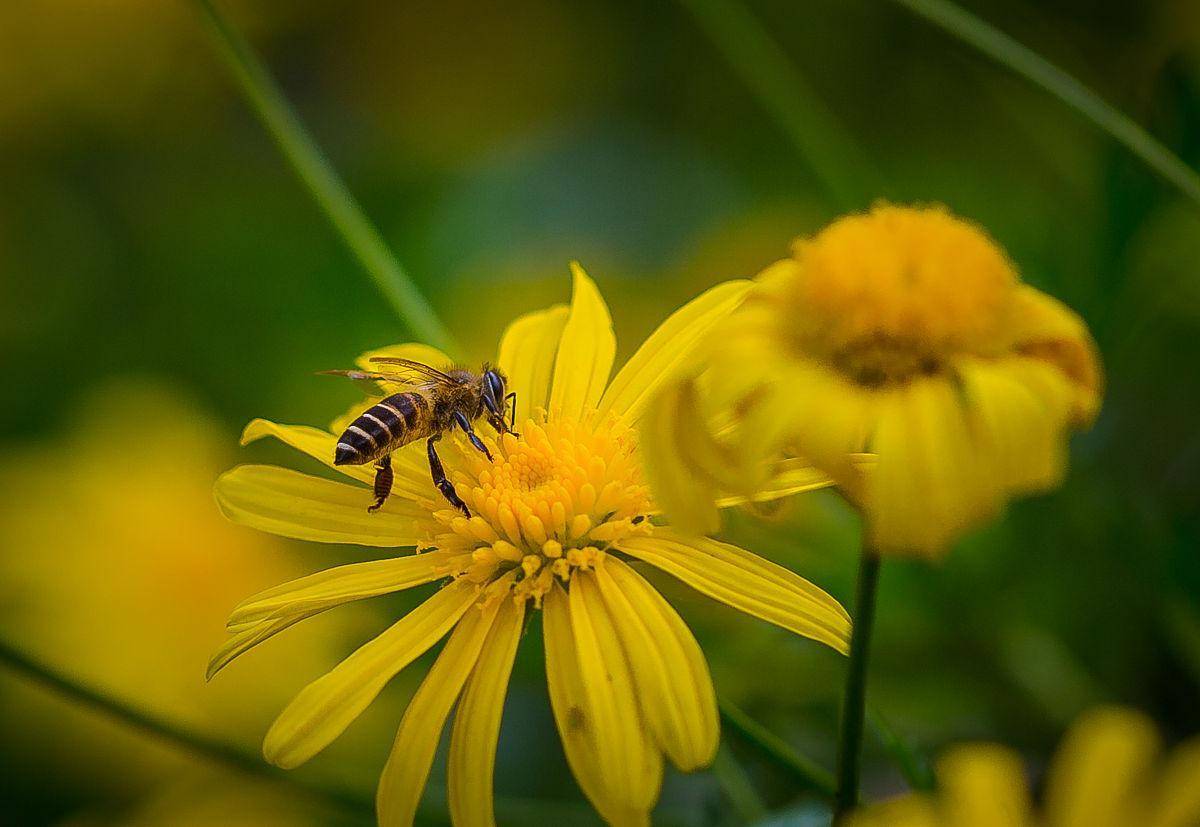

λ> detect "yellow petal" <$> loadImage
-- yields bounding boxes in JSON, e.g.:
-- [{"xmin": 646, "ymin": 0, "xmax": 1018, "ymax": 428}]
[
  {"xmin": 376, "ymin": 594, "xmax": 504, "ymax": 827},
  {"xmin": 548, "ymin": 263, "xmax": 616, "ymax": 420},
  {"xmin": 242, "ymin": 419, "xmax": 372, "ymax": 484},
  {"xmin": 447, "ymin": 597, "xmax": 526, "ymax": 827},
  {"xmin": 937, "ymin": 744, "xmax": 1033, "ymax": 827},
  {"xmin": 1005, "ymin": 285, "xmax": 1103, "ymax": 426},
  {"xmin": 638, "ymin": 375, "xmax": 722, "ymax": 535},
  {"xmin": 597, "ymin": 280, "xmax": 752, "ymax": 423},
  {"xmin": 594, "ymin": 558, "xmax": 718, "ymax": 771},
  {"xmin": 867, "ymin": 377, "xmax": 996, "ymax": 557},
  {"xmin": 543, "ymin": 581, "xmax": 659, "ymax": 827},
  {"xmin": 957, "ymin": 357, "xmax": 1071, "ymax": 495},
  {"xmin": 715, "ymin": 457, "xmax": 836, "ymax": 508},
  {"xmin": 618, "ymin": 530, "xmax": 850, "ymax": 654},
  {"xmin": 742, "ymin": 362, "xmax": 874, "ymax": 494},
  {"xmin": 206, "ymin": 615, "xmax": 303, "ymax": 681},
  {"xmin": 843, "ymin": 796, "xmax": 940, "ymax": 827},
  {"xmin": 1043, "ymin": 707, "xmax": 1159, "ymax": 827},
  {"xmin": 215, "ymin": 465, "xmax": 425, "ymax": 546},
  {"xmin": 263, "ymin": 581, "xmax": 476, "ymax": 769},
  {"xmin": 226, "ymin": 552, "xmax": 453, "ymax": 628},
  {"xmin": 1149, "ymin": 736, "xmax": 1200, "ymax": 827},
  {"xmin": 497, "ymin": 303, "xmax": 570, "ymax": 417},
  {"xmin": 355, "ymin": 342, "xmax": 456, "ymax": 396}
]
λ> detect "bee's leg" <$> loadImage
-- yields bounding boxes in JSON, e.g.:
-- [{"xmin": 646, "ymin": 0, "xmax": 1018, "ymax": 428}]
[
  {"xmin": 452, "ymin": 411, "xmax": 493, "ymax": 461},
  {"xmin": 504, "ymin": 392, "xmax": 519, "ymax": 436},
  {"xmin": 427, "ymin": 434, "xmax": 470, "ymax": 517},
  {"xmin": 367, "ymin": 454, "xmax": 393, "ymax": 513}
]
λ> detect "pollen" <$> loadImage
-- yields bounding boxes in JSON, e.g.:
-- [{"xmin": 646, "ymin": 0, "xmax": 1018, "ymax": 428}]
[
  {"xmin": 428, "ymin": 416, "xmax": 652, "ymax": 606},
  {"xmin": 779, "ymin": 203, "xmax": 1019, "ymax": 386}
]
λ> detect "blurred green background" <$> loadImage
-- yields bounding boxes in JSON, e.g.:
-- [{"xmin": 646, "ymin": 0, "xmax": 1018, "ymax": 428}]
[{"xmin": 2, "ymin": 0, "xmax": 1199, "ymax": 824}]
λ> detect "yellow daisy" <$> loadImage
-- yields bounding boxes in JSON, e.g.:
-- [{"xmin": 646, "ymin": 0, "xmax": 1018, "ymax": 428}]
[
  {"xmin": 847, "ymin": 707, "xmax": 1200, "ymax": 827},
  {"xmin": 643, "ymin": 203, "xmax": 1103, "ymax": 557},
  {"xmin": 210, "ymin": 264, "xmax": 851, "ymax": 827}
]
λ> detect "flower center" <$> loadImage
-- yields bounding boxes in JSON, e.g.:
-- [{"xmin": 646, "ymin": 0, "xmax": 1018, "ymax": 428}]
[
  {"xmin": 428, "ymin": 416, "xmax": 652, "ymax": 606},
  {"xmin": 782, "ymin": 203, "xmax": 1018, "ymax": 386}
]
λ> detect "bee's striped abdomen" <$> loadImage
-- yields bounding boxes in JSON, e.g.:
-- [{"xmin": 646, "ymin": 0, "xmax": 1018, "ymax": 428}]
[{"xmin": 334, "ymin": 392, "xmax": 430, "ymax": 465}]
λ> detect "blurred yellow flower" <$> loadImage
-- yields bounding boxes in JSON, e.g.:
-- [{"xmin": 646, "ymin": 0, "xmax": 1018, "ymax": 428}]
[
  {"xmin": 847, "ymin": 707, "xmax": 1200, "ymax": 827},
  {"xmin": 212, "ymin": 264, "xmax": 851, "ymax": 827},
  {"xmin": 643, "ymin": 203, "xmax": 1103, "ymax": 557},
  {"xmin": 0, "ymin": 381, "xmax": 354, "ymax": 807}
]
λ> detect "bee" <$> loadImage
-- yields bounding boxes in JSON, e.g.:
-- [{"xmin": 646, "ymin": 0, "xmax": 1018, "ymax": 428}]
[{"xmin": 321, "ymin": 358, "xmax": 517, "ymax": 516}]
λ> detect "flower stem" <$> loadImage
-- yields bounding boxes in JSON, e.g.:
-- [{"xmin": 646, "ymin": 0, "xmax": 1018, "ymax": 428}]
[
  {"xmin": 718, "ymin": 694, "xmax": 836, "ymax": 798},
  {"xmin": 834, "ymin": 546, "xmax": 882, "ymax": 820},
  {"xmin": 190, "ymin": 0, "xmax": 460, "ymax": 356}
]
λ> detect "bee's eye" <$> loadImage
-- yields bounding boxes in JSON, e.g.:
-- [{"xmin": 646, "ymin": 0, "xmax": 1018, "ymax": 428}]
[{"xmin": 486, "ymin": 370, "xmax": 505, "ymax": 401}]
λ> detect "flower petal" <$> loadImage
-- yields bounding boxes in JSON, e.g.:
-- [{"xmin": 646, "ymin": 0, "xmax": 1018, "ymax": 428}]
[
  {"xmin": 956, "ymin": 357, "xmax": 1072, "ymax": 495},
  {"xmin": 1150, "ymin": 737, "xmax": 1200, "ymax": 827},
  {"xmin": 1043, "ymin": 707, "xmax": 1159, "ymax": 827},
  {"xmin": 226, "ymin": 552, "xmax": 453, "ymax": 628},
  {"xmin": 844, "ymin": 796, "xmax": 939, "ymax": 827},
  {"xmin": 214, "ymin": 465, "xmax": 424, "ymax": 546},
  {"xmin": 447, "ymin": 596, "xmax": 526, "ymax": 827},
  {"xmin": 548, "ymin": 263, "xmax": 616, "ymax": 420},
  {"xmin": 376, "ymin": 591, "xmax": 505, "ymax": 827},
  {"xmin": 544, "ymin": 581, "xmax": 659, "ymax": 827},
  {"xmin": 638, "ymin": 375, "xmax": 723, "ymax": 535},
  {"xmin": 598, "ymin": 280, "xmax": 752, "ymax": 423},
  {"xmin": 262, "ymin": 580, "xmax": 477, "ymax": 769},
  {"xmin": 497, "ymin": 303, "xmax": 570, "ymax": 417},
  {"xmin": 242, "ymin": 419, "xmax": 373, "ymax": 484},
  {"xmin": 618, "ymin": 530, "xmax": 850, "ymax": 654},
  {"xmin": 867, "ymin": 377, "xmax": 996, "ymax": 556},
  {"xmin": 206, "ymin": 615, "xmax": 304, "ymax": 681},
  {"xmin": 1005, "ymin": 285, "xmax": 1103, "ymax": 426},
  {"xmin": 715, "ymin": 457, "xmax": 837, "ymax": 508},
  {"xmin": 594, "ymin": 558, "xmax": 718, "ymax": 771},
  {"xmin": 937, "ymin": 744, "xmax": 1033, "ymax": 827}
]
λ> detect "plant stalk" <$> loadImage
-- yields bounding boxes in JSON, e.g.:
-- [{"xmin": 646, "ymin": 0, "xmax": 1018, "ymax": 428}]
[{"xmin": 834, "ymin": 546, "xmax": 882, "ymax": 820}]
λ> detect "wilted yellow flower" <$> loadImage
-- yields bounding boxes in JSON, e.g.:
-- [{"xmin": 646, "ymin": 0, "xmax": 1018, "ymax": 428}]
[
  {"xmin": 643, "ymin": 203, "xmax": 1102, "ymax": 556},
  {"xmin": 212, "ymin": 265, "xmax": 851, "ymax": 827},
  {"xmin": 847, "ymin": 707, "xmax": 1200, "ymax": 827}
]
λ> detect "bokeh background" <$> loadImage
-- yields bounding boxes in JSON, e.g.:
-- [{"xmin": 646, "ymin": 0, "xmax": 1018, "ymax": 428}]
[{"xmin": 2, "ymin": 0, "xmax": 1199, "ymax": 824}]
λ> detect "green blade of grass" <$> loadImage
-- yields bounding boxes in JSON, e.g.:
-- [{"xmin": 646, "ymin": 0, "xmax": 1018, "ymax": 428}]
[
  {"xmin": 192, "ymin": 0, "xmax": 460, "ymax": 356},
  {"xmin": 887, "ymin": 0, "xmax": 1200, "ymax": 207},
  {"xmin": 679, "ymin": 0, "xmax": 881, "ymax": 211},
  {"xmin": 718, "ymin": 694, "xmax": 838, "ymax": 799}
]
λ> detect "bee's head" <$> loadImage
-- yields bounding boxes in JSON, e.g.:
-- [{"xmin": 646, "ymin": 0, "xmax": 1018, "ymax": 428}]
[{"xmin": 481, "ymin": 366, "xmax": 513, "ymax": 434}]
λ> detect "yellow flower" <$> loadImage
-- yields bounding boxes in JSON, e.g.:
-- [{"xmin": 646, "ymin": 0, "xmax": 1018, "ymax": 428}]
[
  {"xmin": 847, "ymin": 707, "xmax": 1200, "ymax": 827},
  {"xmin": 643, "ymin": 203, "xmax": 1103, "ymax": 557},
  {"xmin": 211, "ymin": 264, "xmax": 851, "ymax": 827}
]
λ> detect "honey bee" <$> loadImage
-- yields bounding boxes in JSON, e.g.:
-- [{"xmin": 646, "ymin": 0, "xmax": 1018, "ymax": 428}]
[{"xmin": 321, "ymin": 358, "xmax": 516, "ymax": 516}]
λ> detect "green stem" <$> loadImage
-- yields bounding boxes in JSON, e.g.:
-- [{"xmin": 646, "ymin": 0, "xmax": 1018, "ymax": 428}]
[
  {"xmin": 712, "ymin": 742, "xmax": 768, "ymax": 823},
  {"xmin": 0, "ymin": 637, "xmax": 375, "ymax": 819},
  {"xmin": 887, "ymin": 0, "xmax": 1200, "ymax": 207},
  {"xmin": 191, "ymin": 0, "xmax": 460, "ymax": 355},
  {"xmin": 868, "ymin": 705, "xmax": 934, "ymax": 792},
  {"xmin": 834, "ymin": 547, "xmax": 881, "ymax": 820},
  {"xmin": 677, "ymin": 0, "xmax": 879, "ymax": 211},
  {"xmin": 718, "ymin": 694, "xmax": 836, "ymax": 798}
]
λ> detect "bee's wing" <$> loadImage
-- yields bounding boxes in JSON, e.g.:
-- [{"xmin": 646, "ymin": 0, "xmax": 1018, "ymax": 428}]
[
  {"xmin": 317, "ymin": 369, "xmax": 427, "ymax": 397},
  {"xmin": 366, "ymin": 357, "xmax": 457, "ymax": 385}
]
